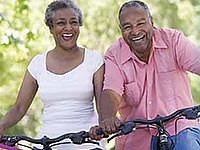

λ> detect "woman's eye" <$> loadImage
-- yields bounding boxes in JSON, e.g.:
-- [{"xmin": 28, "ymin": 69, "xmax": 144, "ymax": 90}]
[
  {"xmin": 70, "ymin": 20, "xmax": 79, "ymax": 25},
  {"xmin": 57, "ymin": 22, "xmax": 65, "ymax": 26}
]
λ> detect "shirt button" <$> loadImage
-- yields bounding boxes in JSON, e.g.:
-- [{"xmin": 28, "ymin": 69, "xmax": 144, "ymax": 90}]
[
  {"xmin": 149, "ymin": 101, "xmax": 152, "ymax": 104},
  {"xmin": 149, "ymin": 83, "xmax": 152, "ymax": 87}
]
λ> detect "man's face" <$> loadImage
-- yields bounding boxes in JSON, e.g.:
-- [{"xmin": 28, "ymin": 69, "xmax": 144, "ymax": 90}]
[{"xmin": 119, "ymin": 6, "xmax": 153, "ymax": 57}]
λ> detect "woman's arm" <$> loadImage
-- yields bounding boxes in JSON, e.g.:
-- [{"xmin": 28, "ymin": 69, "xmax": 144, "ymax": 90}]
[
  {"xmin": 0, "ymin": 70, "xmax": 38, "ymax": 137},
  {"xmin": 93, "ymin": 64, "xmax": 121, "ymax": 134},
  {"xmin": 93, "ymin": 64, "xmax": 105, "ymax": 116}
]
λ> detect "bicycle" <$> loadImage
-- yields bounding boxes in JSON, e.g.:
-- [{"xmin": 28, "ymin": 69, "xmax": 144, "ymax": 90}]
[
  {"xmin": 97, "ymin": 104, "xmax": 200, "ymax": 150},
  {"xmin": 0, "ymin": 130, "xmax": 102, "ymax": 150}
]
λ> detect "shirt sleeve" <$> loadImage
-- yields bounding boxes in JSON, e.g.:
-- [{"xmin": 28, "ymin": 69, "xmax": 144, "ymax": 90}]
[
  {"xmin": 93, "ymin": 51, "xmax": 104, "ymax": 72},
  {"xmin": 103, "ymin": 48, "xmax": 124, "ymax": 96},
  {"xmin": 27, "ymin": 54, "xmax": 42, "ymax": 80},
  {"xmin": 175, "ymin": 31, "xmax": 200, "ymax": 75}
]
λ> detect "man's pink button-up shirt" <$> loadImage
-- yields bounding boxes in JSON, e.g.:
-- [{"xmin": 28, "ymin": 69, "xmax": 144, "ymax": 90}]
[{"xmin": 103, "ymin": 28, "xmax": 200, "ymax": 150}]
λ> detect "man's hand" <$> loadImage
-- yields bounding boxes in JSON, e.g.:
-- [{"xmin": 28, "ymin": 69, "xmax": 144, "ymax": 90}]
[
  {"xmin": 89, "ymin": 117, "xmax": 121, "ymax": 140},
  {"xmin": 100, "ymin": 117, "xmax": 121, "ymax": 134},
  {"xmin": 98, "ymin": 90, "xmax": 121, "ymax": 134},
  {"xmin": 89, "ymin": 125, "xmax": 104, "ymax": 140}
]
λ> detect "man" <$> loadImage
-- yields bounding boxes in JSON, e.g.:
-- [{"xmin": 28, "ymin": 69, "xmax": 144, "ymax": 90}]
[{"xmin": 91, "ymin": 1, "xmax": 200, "ymax": 150}]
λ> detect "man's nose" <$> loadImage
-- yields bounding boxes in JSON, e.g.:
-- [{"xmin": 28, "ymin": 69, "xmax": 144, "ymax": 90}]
[{"xmin": 130, "ymin": 26, "xmax": 140, "ymax": 35}]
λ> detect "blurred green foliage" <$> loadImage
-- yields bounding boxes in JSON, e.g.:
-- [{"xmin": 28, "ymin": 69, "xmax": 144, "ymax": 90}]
[{"xmin": 0, "ymin": 0, "xmax": 200, "ymax": 149}]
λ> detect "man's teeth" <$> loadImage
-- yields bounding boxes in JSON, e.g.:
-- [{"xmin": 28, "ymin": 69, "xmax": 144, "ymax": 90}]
[{"xmin": 132, "ymin": 35, "xmax": 144, "ymax": 41}]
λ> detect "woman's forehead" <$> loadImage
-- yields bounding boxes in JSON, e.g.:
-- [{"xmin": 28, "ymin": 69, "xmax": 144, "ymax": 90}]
[{"xmin": 52, "ymin": 8, "xmax": 78, "ymax": 19}]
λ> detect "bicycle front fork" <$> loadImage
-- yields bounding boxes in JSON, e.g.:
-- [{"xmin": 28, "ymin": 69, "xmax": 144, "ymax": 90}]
[{"xmin": 159, "ymin": 133, "xmax": 170, "ymax": 150}]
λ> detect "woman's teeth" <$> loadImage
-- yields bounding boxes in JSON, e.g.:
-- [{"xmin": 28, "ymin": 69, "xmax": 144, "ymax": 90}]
[{"xmin": 62, "ymin": 33, "xmax": 73, "ymax": 37}]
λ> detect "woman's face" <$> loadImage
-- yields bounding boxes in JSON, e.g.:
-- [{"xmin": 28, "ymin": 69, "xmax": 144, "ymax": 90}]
[{"xmin": 50, "ymin": 8, "xmax": 80, "ymax": 50}]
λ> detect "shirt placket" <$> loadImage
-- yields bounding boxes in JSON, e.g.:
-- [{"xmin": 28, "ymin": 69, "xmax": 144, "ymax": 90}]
[{"xmin": 146, "ymin": 56, "xmax": 158, "ymax": 135}]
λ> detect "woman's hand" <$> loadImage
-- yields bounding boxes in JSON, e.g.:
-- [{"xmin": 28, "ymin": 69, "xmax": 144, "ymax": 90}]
[{"xmin": 0, "ymin": 122, "xmax": 5, "ymax": 140}]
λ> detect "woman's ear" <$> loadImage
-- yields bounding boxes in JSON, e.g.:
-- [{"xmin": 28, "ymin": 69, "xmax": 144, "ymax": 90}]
[{"xmin": 49, "ymin": 27, "xmax": 53, "ymax": 34}]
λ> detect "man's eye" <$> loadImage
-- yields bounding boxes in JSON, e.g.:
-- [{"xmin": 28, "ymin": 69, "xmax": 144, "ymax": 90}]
[
  {"xmin": 123, "ymin": 25, "xmax": 131, "ymax": 30},
  {"xmin": 137, "ymin": 22, "xmax": 145, "ymax": 26}
]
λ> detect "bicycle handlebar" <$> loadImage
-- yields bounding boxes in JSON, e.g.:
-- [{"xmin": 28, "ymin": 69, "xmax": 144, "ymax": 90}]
[
  {"xmin": 97, "ymin": 105, "xmax": 200, "ymax": 142},
  {"xmin": 122, "ymin": 104, "xmax": 200, "ymax": 127},
  {"xmin": 1, "ymin": 130, "xmax": 99, "ymax": 150}
]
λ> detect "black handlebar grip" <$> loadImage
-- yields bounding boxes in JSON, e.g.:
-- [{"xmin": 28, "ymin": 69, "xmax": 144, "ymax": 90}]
[
  {"xmin": 95, "ymin": 128, "xmax": 104, "ymax": 135},
  {"xmin": 0, "ymin": 136, "xmax": 7, "ymax": 143},
  {"xmin": 95, "ymin": 128, "xmax": 109, "ymax": 138}
]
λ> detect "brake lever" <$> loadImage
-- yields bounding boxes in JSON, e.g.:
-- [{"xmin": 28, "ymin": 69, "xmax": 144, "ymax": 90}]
[
  {"xmin": 1, "ymin": 136, "xmax": 19, "ymax": 147},
  {"xmin": 84, "ymin": 139, "xmax": 99, "ymax": 145},
  {"xmin": 95, "ymin": 128, "xmax": 109, "ymax": 138},
  {"xmin": 107, "ymin": 121, "xmax": 136, "ymax": 143},
  {"xmin": 70, "ymin": 131, "xmax": 87, "ymax": 144},
  {"xmin": 71, "ymin": 136, "xmax": 99, "ymax": 146},
  {"xmin": 182, "ymin": 107, "xmax": 200, "ymax": 119},
  {"xmin": 70, "ymin": 131, "xmax": 99, "ymax": 146},
  {"xmin": 107, "ymin": 132, "xmax": 123, "ymax": 143},
  {"xmin": 120, "ymin": 121, "xmax": 136, "ymax": 135}
]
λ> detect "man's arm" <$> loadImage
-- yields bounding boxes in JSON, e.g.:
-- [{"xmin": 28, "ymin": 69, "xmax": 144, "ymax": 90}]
[{"xmin": 99, "ymin": 89, "xmax": 121, "ymax": 134}]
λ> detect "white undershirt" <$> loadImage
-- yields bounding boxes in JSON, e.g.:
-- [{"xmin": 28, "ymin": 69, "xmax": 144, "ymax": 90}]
[{"xmin": 28, "ymin": 48, "xmax": 104, "ymax": 149}]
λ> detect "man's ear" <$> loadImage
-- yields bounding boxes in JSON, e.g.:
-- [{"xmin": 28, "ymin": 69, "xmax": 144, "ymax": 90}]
[
  {"xmin": 150, "ymin": 16, "xmax": 154, "ymax": 26},
  {"xmin": 119, "ymin": 24, "xmax": 122, "ymax": 31}
]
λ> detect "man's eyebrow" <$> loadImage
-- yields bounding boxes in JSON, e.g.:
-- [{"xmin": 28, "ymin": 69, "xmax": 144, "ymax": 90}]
[
  {"xmin": 120, "ymin": 18, "xmax": 146, "ymax": 26},
  {"xmin": 137, "ymin": 18, "xmax": 146, "ymax": 22},
  {"xmin": 120, "ymin": 22, "xmax": 130, "ymax": 26}
]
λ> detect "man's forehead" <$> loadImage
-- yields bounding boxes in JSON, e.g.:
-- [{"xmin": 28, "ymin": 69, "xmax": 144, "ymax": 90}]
[
  {"xmin": 119, "ymin": 6, "xmax": 147, "ymax": 20},
  {"xmin": 121, "ymin": 5, "xmax": 146, "ymax": 13}
]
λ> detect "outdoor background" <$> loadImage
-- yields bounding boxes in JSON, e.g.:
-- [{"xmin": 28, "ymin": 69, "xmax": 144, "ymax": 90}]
[{"xmin": 0, "ymin": 0, "xmax": 200, "ymax": 149}]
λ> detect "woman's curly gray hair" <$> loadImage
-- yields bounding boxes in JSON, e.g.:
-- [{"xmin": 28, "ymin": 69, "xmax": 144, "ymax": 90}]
[{"xmin": 44, "ymin": 0, "xmax": 82, "ymax": 27}]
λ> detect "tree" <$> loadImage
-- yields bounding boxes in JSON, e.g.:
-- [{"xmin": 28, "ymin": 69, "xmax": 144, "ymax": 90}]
[
  {"xmin": 0, "ymin": 1, "xmax": 200, "ymax": 149},
  {"xmin": 0, "ymin": 0, "xmax": 43, "ymax": 136}
]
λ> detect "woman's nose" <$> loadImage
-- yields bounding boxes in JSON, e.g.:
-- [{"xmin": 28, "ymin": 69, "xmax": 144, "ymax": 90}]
[{"xmin": 64, "ymin": 23, "xmax": 72, "ymax": 30}]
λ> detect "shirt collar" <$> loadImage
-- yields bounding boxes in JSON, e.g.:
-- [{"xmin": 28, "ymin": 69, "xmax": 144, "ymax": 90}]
[
  {"xmin": 120, "ymin": 28, "xmax": 168, "ymax": 64},
  {"xmin": 153, "ymin": 28, "xmax": 168, "ymax": 49},
  {"xmin": 119, "ymin": 37, "xmax": 133, "ymax": 64}
]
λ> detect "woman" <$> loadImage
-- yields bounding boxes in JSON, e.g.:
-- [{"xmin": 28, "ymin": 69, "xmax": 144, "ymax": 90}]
[{"xmin": 0, "ymin": 0, "xmax": 104, "ymax": 149}]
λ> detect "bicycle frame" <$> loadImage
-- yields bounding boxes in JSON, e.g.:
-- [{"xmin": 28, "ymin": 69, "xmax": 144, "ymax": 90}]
[{"xmin": 0, "ymin": 143, "xmax": 22, "ymax": 150}]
